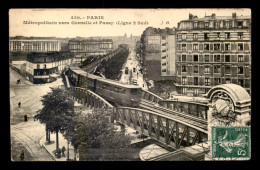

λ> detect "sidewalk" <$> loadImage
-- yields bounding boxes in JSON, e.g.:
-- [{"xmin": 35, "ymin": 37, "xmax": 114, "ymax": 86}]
[{"xmin": 39, "ymin": 101, "xmax": 93, "ymax": 161}]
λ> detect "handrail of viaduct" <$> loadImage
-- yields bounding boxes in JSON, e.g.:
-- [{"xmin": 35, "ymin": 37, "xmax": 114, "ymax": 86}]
[
  {"xmin": 117, "ymin": 106, "xmax": 208, "ymax": 134},
  {"xmin": 70, "ymin": 87, "xmax": 114, "ymax": 109},
  {"xmin": 142, "ymin": 90, "xmax": 163, "ymax": 103}
]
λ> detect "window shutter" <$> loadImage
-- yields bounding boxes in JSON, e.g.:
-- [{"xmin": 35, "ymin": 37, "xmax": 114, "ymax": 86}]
[
  {"xmin": 177, "ymin": 65, "xmax": 181, "ymax": 75},
  {"xmin": 199, "ymin": 65, "xmax": 204, "ymax": 76},
  {"xmin": 221, "ymin": 55, "xmax": 224, "ymax": 62},
  {"xmin": 187, "ymin": 55, "xmax": 192, "ymax": 62},
  {"xmin": 245, "ymin": 79, "xmax": 250, "ymax": 88},
  {"xmin": 244, "ymin": 55, "xmax": 250, "ymax": 62},
  {"xmin": 199, "ymin": 55, "xmax": 203, "ymax": 62},
  {"xmin": 231, "ymin": 55, "xmax": 237, "ymax": 62},
  {"xmin": 199, "ymin": 44, "xmax": 203, "ymax": 51},
  {"xmin": 231, "ymin": 66, "xmax": 237, "ymax": 77},
  {"xmin": 245, "ymin": 66, "xmax": 250, "ymax": 77},
  {"xmin": 187, "ymin": 44, "xmax": 192, "ymax": 51},
  {"xmin": 199, "ymin": 77, "xmax": 204, "ymax": 86},
  {"xmin": 188, "ymin": 77, "xmax": 193, "ymax": 85},
  {"xmin": 187, "ymin": 66, "xmax": 192, "ymax": 76},
  {"xmin": 221, "ymin": 43, "xmax": 224, "ymax": 51},
  {"xmin": 177, "ymin": 54, "xmax": 181, "ymax": 61},
  {"xmin": 210, "ymin": 55, "xmax": 213, "ymax": 62},
  {"xmin": 210, "ymin": 44, "xmax": 214, "ymax": 51},
  {"xmin": 232, "ymin": 79, "xmax": 237, "ymax": 84},
  {"xmin": 244, "ymin": 43, "xmax": 249, "ymax": 51},
  {"xmin": 231, "ymin": 43, "xmax": 237, "ymax": 51}
]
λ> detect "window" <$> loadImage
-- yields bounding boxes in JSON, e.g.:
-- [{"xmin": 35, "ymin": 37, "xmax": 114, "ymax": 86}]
[
  {"xmin": 216, "ymin": 32, "xmax": 220, "ymax": 38},
  {"xmin": 162, "ymin": 36, "xmax": 166, "ymax": 40},
  {"xmin": 182, "ymin": 88, "xmax": 187, "ymax": 94},
  {"xmin": 238, "ymin": 79, "xmax": 244, "ymax": 87},
  {"xmin": 225, "ymin": 21, "xmax": 230, "ymax": 28},
  {"xmin": 194, "ymin": 77, "xmax": 198, "ymax": 85},
  {"xmin": 205, "ymin": 55, "xmax": 210, "ymax": 62},
  {"xmin": 205, "ymin": 22, "xmax": 209, "ymax": 28},
  {"xmin": 226, "ymin": 78, "xmax": 231, "ymax": 84},
  {"xmin": 214, "ymin": 65, "xmax": 221, "ymax": 73},
  {"xmin": 194, "ymin": 22, "xmax": 198, "ymax": 28},
  {"xmin": 193, "ymin": 55, "xmax": 198, "ymax": 62},
  {"xmin": 216, "ymin": 22, "xmax": 220, "ymax": 27},
  {"xmin": 178, "ymin": 34, "xmax": 182, "ymax": 40},
  {"xmin": 204, "ymin": 33, "xmax": 209, "ymax": 40},
  {"xmin": 205, "ymin": 78, "xmax": 210, "ymax": 86},
  {"xmin": 225, "ymin": 55, "xmax": 230, "ymax": 62},
  {"xmin": 182, "ymin": 65, "xmax": 187, "ymax": 72},
  {"xmin": 238, "ymin": 32, "xmax": 243, "ymax": 39},
  {"xmin": 204, "ymin": 44, "xmax": 209, "ymax": 51},
  {"xmin": 182, "ymin": 77, "xmax": 187, "ymax": 85},
  {"xmin": 225, "ymin": 43, "xmax": 231, "ymax": 51},
  {"xmin": 215, "ymin": 78, "xmax": 221, "ymax": 85},
  {"xmin": 238, "ymin": 55, "xmax": 244, "ymax": 62},
  {"xmin": 237, "ymin": 21, "xmax": 243, "ymax": 28},
  {"xmin": 37, "ymin": 64, "xmax": 40, "ymax": 69},
  {"xmin": 193, "ymin": 66, "xmax": 198, "ymax": 73},
  {"xmin": 162, "ymin": 43, "xmax": 166, "ymax": 46},
  {"xmin": 225, "ymin": 33, "xmax": 230, "ymax": 39},
  {"xmin": 182, "ymin": 44, "xmax": 187, "ymax": 51},
  {"xmin": 182, "ymin": 55, "xmax": 186, "ymax": 61},
  {"xmin": 238, "ymin": 43, "xmax": 244, "ymax": 51},
  {"xmin": 205, "ymin": 66, "xmax": 210, "ymax": 73},
  {"xmin": 225, "ymin": 66, "xmax": 231, "ymax": 74},
  {"xmin": 193, "ymin": 44, "xmax": 198, "ymax": 51},
  {"xmin": 214, "ymin": 44, "xmax": 220, "ymax": 51},
  {"xmin": 44, "ymin": 64, "xmax": 47, "ymax": 69},
  {"xmin": 182, "ymin": 34, "xmax": 186, "ymax": 40},
  {"xmin": 193, "ymin": 33, "xmax": 198, "ymax": 40},
  {"xmin": 238, "ymin": 67, "xmax": 244, "ymax": 74},
  {"xmin": 214, "ymin": 55, "xmax": 221, "ymax": 62}
]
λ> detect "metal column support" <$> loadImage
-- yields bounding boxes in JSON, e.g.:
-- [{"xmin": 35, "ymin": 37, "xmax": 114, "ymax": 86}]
[{"xmin": 186, "ymin": 127, "xmax": 190, "ymax": 147}]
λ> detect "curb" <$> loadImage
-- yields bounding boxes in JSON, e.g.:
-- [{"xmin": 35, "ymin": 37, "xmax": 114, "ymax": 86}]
[{"xmin": 39, "ymin": 139, "xmax": 56, "ymax": 161}]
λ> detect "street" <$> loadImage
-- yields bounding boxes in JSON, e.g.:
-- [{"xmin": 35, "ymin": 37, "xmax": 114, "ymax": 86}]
[
  {"xmin": 10, "ymin": 68, "xmax": 63, "ymax": 161},
  {"xmin": 119, "ymin": 48, "xmax": 148, "ymax": 90}
]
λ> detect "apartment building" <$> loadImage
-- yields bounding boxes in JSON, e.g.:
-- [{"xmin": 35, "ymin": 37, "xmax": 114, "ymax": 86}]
[
  {"xmin": 140, "ymin": 27, "xmax": 176, "ymax": 81},
  {"xmin": 26, "ymin": 52, "xmax": 74, "ymax": 84},
  {"xmin": 175, "ymin": 13, "xmax": 251, "ymax": 96}
]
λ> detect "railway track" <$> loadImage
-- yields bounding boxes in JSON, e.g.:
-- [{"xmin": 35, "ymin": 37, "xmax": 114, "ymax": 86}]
[
  {"xmin": 139, "ymin": 99, "xmax": 207, "ymax": 130},
  {"xmin": 11, "ymin": 127, "xmax": 55, "ymax": 161}
]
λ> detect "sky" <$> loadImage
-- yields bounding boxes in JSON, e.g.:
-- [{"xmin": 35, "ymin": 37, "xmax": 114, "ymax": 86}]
[{"xmin": 9, "ymin": 8, "xmax": 251, "ymax": 38}]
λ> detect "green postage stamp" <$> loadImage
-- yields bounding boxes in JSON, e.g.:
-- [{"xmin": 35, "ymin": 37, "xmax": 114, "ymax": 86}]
[{"xmin": 211, "ymin": 127, "xmax": 251, "ymax": 160}]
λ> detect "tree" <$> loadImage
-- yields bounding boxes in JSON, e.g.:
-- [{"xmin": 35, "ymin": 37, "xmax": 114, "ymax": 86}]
[
  {"xmin": 34, "ymin": 87, "xmax": 75, "ymax": 152},
  {"xmin": 76, "ymin": 108, "xmax": 134, "ymax": 161}
]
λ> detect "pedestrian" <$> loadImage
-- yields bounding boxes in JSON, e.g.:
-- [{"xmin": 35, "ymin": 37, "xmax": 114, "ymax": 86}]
[
  {"xmin": 24, "ymin": 114, "xmax": 28, "ymax": 122},
  {"xmin": 61, "ymin": 146, "xmax": 66, "ymax": 157},
  {"xmin": 18, "ymin": 102, "xmax": 21, "ymax": 108},
  {"xmin": 20, "ymin": 150, "xmax": 25, "ymax": 161}
]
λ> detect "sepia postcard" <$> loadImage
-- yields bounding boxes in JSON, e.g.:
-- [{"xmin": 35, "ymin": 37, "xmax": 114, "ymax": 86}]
[{"xmin": 9, "ymin": 8, "xmax": 251, "ymax": 161}]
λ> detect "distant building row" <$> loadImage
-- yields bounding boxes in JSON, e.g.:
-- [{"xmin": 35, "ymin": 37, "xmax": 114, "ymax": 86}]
[
  {"xmin": 9, "ymin": 36, "xmax": 113, "ymax": 56},
  {"xmin": 139, "ymin": 12, "xmax": 251, "ymax": 95}
]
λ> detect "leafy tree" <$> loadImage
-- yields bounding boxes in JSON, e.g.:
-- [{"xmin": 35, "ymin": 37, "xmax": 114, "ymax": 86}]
[
  {"xmin": 75, "ymin": 108, "xmax": 134, "ymax": 161},
  {"xmin": 34, "ymin": 87, "xmax": 75, "ymax": 152}
]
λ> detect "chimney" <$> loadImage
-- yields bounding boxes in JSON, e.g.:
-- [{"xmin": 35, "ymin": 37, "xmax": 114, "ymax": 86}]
[
  {"xmin": 212, "ymin": 13, "xmax": 216, "ymax": 19},
  {"xmin": 232, "ymin": 12, "xmax": 236, "ymax": 19},
  {"xmin": 189, "ymin": 13, "xmax": 193, "ymax": 20}
]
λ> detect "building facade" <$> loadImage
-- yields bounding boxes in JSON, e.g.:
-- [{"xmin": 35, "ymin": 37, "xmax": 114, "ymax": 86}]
[
  {"xmin": 68, "ymin": 38, "xmax": 113, "ymax": 55},
  {"xmin": 9, "ymin": 37, "xmax": 61, "ymax": 52},
  {"xmin": 26, "ymin": 52, "xmax": 74, "ymax": 84},
  {"xmin": 175, "ymin": 13, "xmax": 251, "ymax": 96},
  {"xmin": 140, "ymin": 27, "xmax": 176, "ymax": 81}
]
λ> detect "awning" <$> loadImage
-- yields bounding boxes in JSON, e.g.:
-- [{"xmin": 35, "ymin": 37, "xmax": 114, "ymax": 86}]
[{"xmin": 49, "ymin": 73, "xmax": 59, "ymax": 78}]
